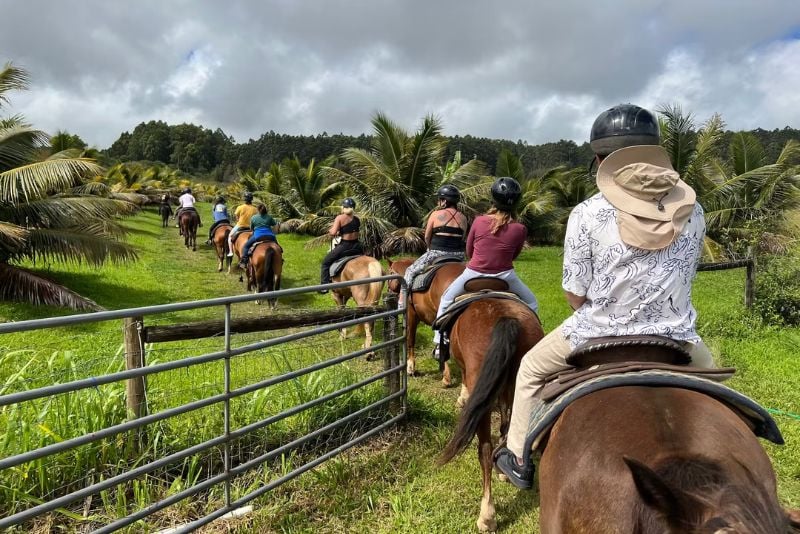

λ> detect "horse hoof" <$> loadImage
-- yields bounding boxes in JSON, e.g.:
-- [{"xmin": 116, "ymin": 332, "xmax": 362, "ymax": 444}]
[
  {"xmin": 441, "ymin": 378, "xmax": 452, "ymax": 389},
  {"xmin": 476, "ymin": 516, "xmax": 497, "ymax": 533},
  {"xmin": 406, "ymin": 363, "xmax": 416, "ymax": 376},
  {"xmin": 365, "ymin": 352, "xmax": 376, "ymax": 361}
]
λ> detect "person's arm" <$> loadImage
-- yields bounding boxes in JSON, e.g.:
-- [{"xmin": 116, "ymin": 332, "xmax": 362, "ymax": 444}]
[
  {"xmin": 562, "ymin": 205, "xmax": 592, "ymax": 307},
  {"xmin": 328, "ymin": 215, "xmax": 342, "ymax": 237},
  {"xmin": 565, "ymin": 291, "xmax": 588, "ymax": 311},
  {"xmin": 424, "ymin": 212, "xmax": 436, "ymax": 247},
  {"xmin": 512, "ymin": 224, "xmax": 527, "ymax": 259},
  {"xmin": 270, "ymin": 216, "xmax": 279, "ymax": 233},
  {"xmin": 465, "ymin": 220, "xmax": 477, "ymax": 258}
]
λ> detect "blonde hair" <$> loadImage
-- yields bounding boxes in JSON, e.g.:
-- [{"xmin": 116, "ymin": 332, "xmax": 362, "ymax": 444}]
[
  {"xmin": 342, "ymin": 207, "xmax": 354, "ymax": 215},
  {"xmin": 487, "ymin": 207, "xmax": 514, "ymax": 234}
]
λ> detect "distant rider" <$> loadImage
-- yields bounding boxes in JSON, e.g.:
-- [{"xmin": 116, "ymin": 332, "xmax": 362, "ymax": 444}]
[
  {"xmin": 206, "ymin": 196, "xmax": 230, "ymax": 245},
  {"xmin": 228, "ymin": 192, "xmax": 260, "ymax": 257}
]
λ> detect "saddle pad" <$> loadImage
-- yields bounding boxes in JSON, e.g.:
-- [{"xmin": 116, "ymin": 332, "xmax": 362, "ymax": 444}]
[
  {"xmin": 330, "ymin": 254, "xmax": 361, "ymax": 278},
  {"xmin": 431, "ymin": 290, "xmax": 524, "ymax": 332},
  {"xmin": 410, "ymin": 259, "xmax": 464, "ymax": 292},
  {"xmin": 247, "ymin": 238, "xmax": 277, "ymax": 256},
  {"xmin": 522, "ymin": 370, "xmax": 784, "ymax": 465}
]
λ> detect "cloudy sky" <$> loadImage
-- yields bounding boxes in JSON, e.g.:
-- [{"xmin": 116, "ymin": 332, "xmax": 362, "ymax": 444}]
[{"xmin": 2, "ymin": 1, "xmax": 800, "ymax": 149}]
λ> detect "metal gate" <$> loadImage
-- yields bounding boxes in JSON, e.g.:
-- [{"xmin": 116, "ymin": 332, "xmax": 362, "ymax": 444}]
[{"xmin": 0, "ymin": 276, "xmax": 406, "ymax": 532}]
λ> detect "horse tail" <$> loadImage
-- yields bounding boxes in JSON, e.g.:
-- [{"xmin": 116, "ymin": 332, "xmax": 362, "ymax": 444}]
[
  {"xmin": 439, "ymin": 316, "xmax": 520, "ymax": 465},
  {"xmin": 262, "ymin": 246, "xmax": 275, "ymax": 292},
  {"xmin": 366, "ymin": 259, "xmax": 384, "ymax": 304},
  {"xmin": 222, "ymin": 228, "xmax": 231, "ymax": 255}
]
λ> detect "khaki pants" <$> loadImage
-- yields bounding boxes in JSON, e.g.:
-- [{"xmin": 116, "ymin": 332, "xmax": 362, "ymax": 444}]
[{"xmin": 506, "ymin": 320, "xmax": 715, "ymax": 458}]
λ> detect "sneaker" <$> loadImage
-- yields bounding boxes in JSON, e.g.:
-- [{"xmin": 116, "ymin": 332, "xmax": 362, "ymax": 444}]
[
  {"xmin": 226, "ymin": 251, "xmax": 234, "ymax": 257},
  {"xmin": 432, "ymin": 345, "xmax": 441, "ymax": 362},
  {"xmin": 493, "ymin": 447, "xmax": 533, "ymax": 490},
  {"xmin": 317, "ymin": 289, "xmax": 329, "ymax": 295}
]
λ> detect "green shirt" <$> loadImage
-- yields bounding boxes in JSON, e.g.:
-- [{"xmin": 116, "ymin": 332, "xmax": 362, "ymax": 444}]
[{"xmin": 250, "ymin": 213, "xmax": 277, "ymax": 238}]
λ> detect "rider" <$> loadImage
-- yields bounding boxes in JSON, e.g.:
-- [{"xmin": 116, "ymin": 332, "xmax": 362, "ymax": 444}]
[
  {"xmin": 431, "ymin": 177, "xmax": 539, "ymax": 361},
  {"xmin": 205, "ymin": 196, "xmax": 230, "ymax": 246},
  {"xmin": 227, "ymin": 192, "xmax": 260, "ymax": 257},
  {"xmin": 494, "ymin": 103, "xmax": 715, "ymax": 489},
  {"xmin": 399, "ymin": 184, "xmax": 468, "ymax": 307},
  {"xmin": 174, "ymin": 187, "xmax": 201, "ymax": 231},
  {"xmin": 238, "ymin": 203, "xmax": 279, "ymax": 269},
  {"xmin": 319, "ymin": 197, "xmax": 363, "ymax": 294}
]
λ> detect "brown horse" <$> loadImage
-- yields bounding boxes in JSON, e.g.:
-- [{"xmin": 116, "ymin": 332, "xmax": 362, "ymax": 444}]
[
  {"xmin": 246, "ymin": 241, "xmax": 283, "ymax": 309},
  {"xmin": 178, "ymin": 210, "xmax": 199, "ymax": 251},
  {"xmin": 438, "ymin": 298, "xmax": 543, "ymax": 532},
  {"xmin": 541, "ymin": 386, "xmax": 797, "ymax": 533},
  {"xmin": 211, "ymin": 223, "xmax": 233, "ymax": 272},
  {"xmin": 387, "ymin": 258, "xmax": 465, "ymax": 385},
  {"xmin": 228, "ymin": 230, "xmax": 252, "ymax": 275},
  {"xmin": 331, "ymin": 255, "xmax": 385, "ymax": 357},
  {"xmin": 446, "ymin": 363, "xmax": 800, "ymax": 532}
]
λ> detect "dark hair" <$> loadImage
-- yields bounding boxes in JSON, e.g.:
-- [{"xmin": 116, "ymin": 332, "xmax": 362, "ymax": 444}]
[{"xmin": 258, "ymin": 203, "xmax": 267, "ymax": 215}]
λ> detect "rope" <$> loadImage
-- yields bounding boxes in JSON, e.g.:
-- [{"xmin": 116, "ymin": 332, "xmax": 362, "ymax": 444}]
[{"xmin": 767, "ymin": 407, "xmax": 800, "ymax": 422}]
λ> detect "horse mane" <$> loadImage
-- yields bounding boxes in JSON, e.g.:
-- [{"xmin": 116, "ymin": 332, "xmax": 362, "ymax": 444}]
[{"xmin": 631, "ymin": 455, "xmax": 788, "ymax": 534}]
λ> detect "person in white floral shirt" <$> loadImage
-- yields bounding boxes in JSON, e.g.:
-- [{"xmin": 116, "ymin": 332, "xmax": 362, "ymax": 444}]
[{"xmin": 494, "ymin": 103, "xmax": 715, "ymax": 489}]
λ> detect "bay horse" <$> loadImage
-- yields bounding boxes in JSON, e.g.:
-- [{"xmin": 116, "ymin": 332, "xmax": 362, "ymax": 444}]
[
  {"xmin": 445, "ymin": 358, "xmax": 800, "ymax": 532},
  {"xmin": 178, "ymin": 209, "xmax": 199, "ymax": 251},
  {"xmin": 438, "ymin": 297, "xmax": 543, "ymax": 532},
  {"xmin": 228, "ymin": 230, "xmax": 252, "ymax": 275},
  {"xmin": 330, "ymin": 255, "xmax": 384, "ymax": 358},
  {"xmin": 211, "ymin": 223, "xmax": 233, "ymax": 272},
  {"xmin": 246, "ymin": 241, "xmax": 283, "ymax": 309},
  {"xmin": 387, "ymin": 258, "xmax": 465, "ymax": 385}
]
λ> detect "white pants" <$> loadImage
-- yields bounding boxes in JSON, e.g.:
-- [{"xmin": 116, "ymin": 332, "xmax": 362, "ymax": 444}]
[
  {"xmin": 505, "ymin": 319, "xmax": 716, "ymax": 458},
  {"xmin": 432, "ymin": 267, "xmax": 539, "ymax": 343}
]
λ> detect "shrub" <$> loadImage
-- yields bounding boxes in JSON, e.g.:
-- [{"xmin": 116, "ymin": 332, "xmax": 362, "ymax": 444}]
[{"xmin": 753, "ymin": 253, "xmax": 800, "ymax": 326}]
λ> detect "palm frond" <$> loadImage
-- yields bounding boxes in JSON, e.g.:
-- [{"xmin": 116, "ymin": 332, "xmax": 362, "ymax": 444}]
[
  {"xmin": 0, "ymin": 121, "xmax": 47, "ymax": 171},
  {"xmin": 24, "ymin": 228, "xmax": 138, "ymax": 266},
  {"xmin": 381, "ymin": 226, "xmax": 427, "ymax": 256},
  {"xmin": 371, "ymin": 112, "xmax": 406, "ymax": 180},
  {"xmin": 495, "ymin": 149, "xmax": 525, "ymax": 180},
  {"xmin": 657, "ymin": 103, "xmax": 696, "ymax": 176},
  {"xmin": 730, "ymin": 132, "xmax": 765, "ymax": 175},
  {"xmin": 0, "ymin": 63, "xmax": 29, "ymax": 108},
  {"xmin": 0, "ymin": 158, "xmax": 103, "ymax": 203},
  {"xmin": 8, "ymin": 196, "xmax": 139, "ymax": 228},
  {"xmin": 0, "ymin": 262, "xmax": 103, "ymax": 311}
]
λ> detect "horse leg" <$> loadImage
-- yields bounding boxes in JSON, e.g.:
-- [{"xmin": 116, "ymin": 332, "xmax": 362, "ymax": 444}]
[
  {"xmin": 364, "ymin": 320, "xmax": 376, "ymax": 361},
  {"xmin": 406, "ymin": 305, "xmax": 419, "ymax": 376},
  {"xmin": 456, "ymin": 384, "xmax": 470, "ymax": 409},
  {"xmin": 476, "ymin": 414, "xmax": 497, "ymax": 533},
  {"xmin": 442, "ymin": 361, "xmax": 452, "ymax": 388}
]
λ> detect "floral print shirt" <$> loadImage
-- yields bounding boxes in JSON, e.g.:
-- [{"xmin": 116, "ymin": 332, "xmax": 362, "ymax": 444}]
[{"xmin": 561, "ymin": 193, "xmax": 706, "ymax": 348}]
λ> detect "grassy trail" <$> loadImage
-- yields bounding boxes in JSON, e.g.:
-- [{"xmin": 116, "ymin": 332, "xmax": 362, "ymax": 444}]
[{"xmin": 1, "ymin": 205, "xmax": 798, "ymax": 533}]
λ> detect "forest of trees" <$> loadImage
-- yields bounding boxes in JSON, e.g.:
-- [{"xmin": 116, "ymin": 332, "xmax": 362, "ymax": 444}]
[{"xmin": 103, "ymin": 119, "xmax": 800, "ymax": 180}]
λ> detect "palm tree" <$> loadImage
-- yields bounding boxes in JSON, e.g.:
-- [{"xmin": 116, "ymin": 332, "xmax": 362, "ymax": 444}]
[
  {"xmin": 0, "ymin": 63, "xmax": 138, "ymax": 310},
  {"xmin": 321, "ymin": 113, "xmax": 450, "ymax": 256}
]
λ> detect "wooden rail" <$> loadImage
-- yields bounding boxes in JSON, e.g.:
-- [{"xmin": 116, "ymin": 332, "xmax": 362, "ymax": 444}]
[{"xmin": 697, "ymin": 258, "xmax": 755, "ymax": 307}]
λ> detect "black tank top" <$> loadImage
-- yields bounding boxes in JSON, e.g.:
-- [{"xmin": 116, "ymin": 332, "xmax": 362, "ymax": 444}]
[
  {"xmin": 339, "ymin": 216, "xmax": 360, "ymax": 235},
  {"xmin": 429, "ymin": 210, "xmax": 465, "ymax": 252}
]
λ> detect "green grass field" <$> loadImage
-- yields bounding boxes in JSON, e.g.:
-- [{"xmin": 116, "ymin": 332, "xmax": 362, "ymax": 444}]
[{"xmin": 1, "ymin": 204, "xmax": 798, "ymax": 533}]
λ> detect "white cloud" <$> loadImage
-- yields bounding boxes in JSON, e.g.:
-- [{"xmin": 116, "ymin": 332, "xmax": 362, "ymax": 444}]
[{"xmin": 163, "ymin": 47, "xmax": 222, "ymax": 99}]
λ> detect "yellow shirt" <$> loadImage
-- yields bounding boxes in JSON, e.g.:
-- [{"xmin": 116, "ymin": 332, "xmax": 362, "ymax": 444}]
[{"xmin": 234, "ymin": 204, "xmax": 259, "ymax": 227}]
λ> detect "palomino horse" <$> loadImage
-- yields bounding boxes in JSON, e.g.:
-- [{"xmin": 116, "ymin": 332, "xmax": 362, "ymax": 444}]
[
  {"xmin": 178, "ymin": 210, "xmax": 199, "ymax": 251},
  {"xmin": 438, "ymin": 297, "xmax": 543, "ymax": 532},
  {"xmin": 330, "ymin": 255, "xmax": 385, "ymax": 358},
  {"xmin": 386, "ymin": 258, "xmax": 465, "ymax": 384},
  {"xmin": 245, "ymin": 240, "xmax": 283, "ymax": 309},
  {"xmin": 211, "ymin": 223, "xmax": 233, "ymax": 272},
  {"xmin": 228, "ymin": 230, "xmax": 252, "ymax": 275}
]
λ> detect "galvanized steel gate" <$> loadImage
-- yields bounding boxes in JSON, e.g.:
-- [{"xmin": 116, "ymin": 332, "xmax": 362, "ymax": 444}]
[{"xmin": 0, "ymin": 276, "xmax": 407, "ymax": 532}]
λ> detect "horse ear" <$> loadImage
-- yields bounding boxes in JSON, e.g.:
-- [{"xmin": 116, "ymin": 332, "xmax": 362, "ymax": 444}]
[
  {"xmin": 624, "ymin": 456, "xmax": 706, "ymax": 530},
  {"xmin": 387, "ymin": 258, "xmax": 393, "ymax": 267}
]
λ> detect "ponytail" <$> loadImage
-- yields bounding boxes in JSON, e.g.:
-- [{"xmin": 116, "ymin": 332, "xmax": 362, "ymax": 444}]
[
  {"xmin": 487, "ymin": 207, "xmax": 514, "ymax": 234},
  {"xmin": 258, "ymin": 204, "xmax": 267, "ymax": 216}
]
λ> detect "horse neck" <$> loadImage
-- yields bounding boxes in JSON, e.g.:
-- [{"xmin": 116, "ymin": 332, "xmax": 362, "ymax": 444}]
[{"xmin": 633, "ymin": 456, "xmax": 786, "ymax": 534}]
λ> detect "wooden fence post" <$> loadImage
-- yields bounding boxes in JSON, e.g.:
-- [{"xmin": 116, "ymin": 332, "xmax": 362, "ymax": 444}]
[
  {"xmin": 123, "ymin": 316, "xmax": 147, "ymax": 420},
  {"xmin": 382, "ymin": 294, "xmax": 401, "ymax": 412},
  {"xmin": 745, "ymin": 259, "xmax": 756, "ymax": 308}
]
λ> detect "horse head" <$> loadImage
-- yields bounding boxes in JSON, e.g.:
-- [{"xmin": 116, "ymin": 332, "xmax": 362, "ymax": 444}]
[{"xmin": 386, "ymin": 257, "xmax": 412, "ymax": 294}]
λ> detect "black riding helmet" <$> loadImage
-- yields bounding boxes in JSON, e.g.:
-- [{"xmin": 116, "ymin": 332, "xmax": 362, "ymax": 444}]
[
  {"xmin": 590, "ymin": 104, "xmax": 660, "ymax": 156},
  {"xmin": 342, "ymin": 197, "xmax": 356, "ymax": 209},
  {"xmin": 437, "ymin": 184, "xmax": 460, "ymax": 205},
  {"xmin": 215, "ymin": 196, "xmax": 225, "ymax": 204},
  {"xmin": 183, "ymin": 187, "xmax": 192, "ymax": 195},
  {"xmin": 491, "ymin": 177, "xmax": 522, "ymax": 210},
  {"xmin": 243, "ymin": 191, "xmax": 254, "ymax": 202}
]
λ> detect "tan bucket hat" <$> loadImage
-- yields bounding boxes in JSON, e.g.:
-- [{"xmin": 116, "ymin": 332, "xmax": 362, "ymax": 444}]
[{"xmin": 596, "ymin": 145, "xmax": 697, "ymax": 250}]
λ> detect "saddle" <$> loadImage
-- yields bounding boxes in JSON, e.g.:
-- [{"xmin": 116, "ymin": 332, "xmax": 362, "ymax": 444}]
[
  {"xmin": 329, "ymin": 254, "xmax": 361, "ymax": 278},
  {"xmin": 409, "ymin": 257, "xmax": 464, "ymax": 292},
  {"xmin": 431, "ymin": 279, "xmax": 527, "ymax": 363},
  {"xmin": 247, "ymin": 236, "xmax": 281, "ymax": 256},
  {"xmin": 520, "ymin": 336, "xmax": 783, "ymax": 465}
]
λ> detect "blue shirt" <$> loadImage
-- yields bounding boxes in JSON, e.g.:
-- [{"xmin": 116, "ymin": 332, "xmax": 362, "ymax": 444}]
[
  {"xmin": 212, "ymin": 203, "xmax": 229, "ymax": 222},
  {"xmin": 250, "ymin": 213, "xmax": 277, "ymax": 239}
]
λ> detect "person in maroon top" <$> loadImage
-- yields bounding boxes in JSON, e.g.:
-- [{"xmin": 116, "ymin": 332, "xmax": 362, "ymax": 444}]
[{"xmin": 431, "ymin": 177, "xmax": 539, "ymax": 360}]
